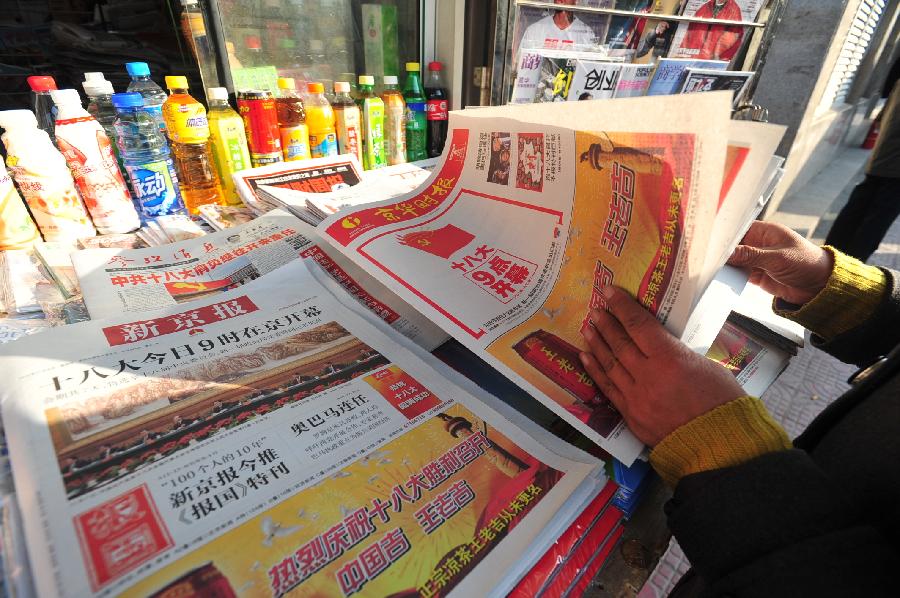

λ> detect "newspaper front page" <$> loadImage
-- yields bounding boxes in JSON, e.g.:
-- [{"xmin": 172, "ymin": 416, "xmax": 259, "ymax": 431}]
[
  {"xmin": 0, "ymin": 259, "xmax": 602, "ymax": 598},
  {"xmin": 317, "ymin": 94, "xmax": 739, "ymax": 463},
  {"xmin": 72, "ymin": 210, "xmax": 449, "ymax": 351}
]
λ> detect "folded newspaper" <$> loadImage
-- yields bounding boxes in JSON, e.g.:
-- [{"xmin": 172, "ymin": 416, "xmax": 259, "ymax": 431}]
[
  {"xmin": 234, "ymin": 156, "xmax": 437, "ymax": 225},
  {"xmin": 315, "ymin": 92, "xmax": 784, "ymax": 463},
  {"xmin": 71, "ymin": 209, "xmax": 449, "ymax": 351},
  {"xmin": 0, "ymin": 258, "xmax": 605, "ymax": 597}
]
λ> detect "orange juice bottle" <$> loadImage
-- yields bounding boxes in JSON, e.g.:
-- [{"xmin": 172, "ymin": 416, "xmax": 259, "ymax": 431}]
[
  {"xmin": 304, "ymin": 82, "xmax": 338, "ymax": 158},
  {"xmin": 163, "ymin": 75, "xmax": 225, "ymax": 214}
]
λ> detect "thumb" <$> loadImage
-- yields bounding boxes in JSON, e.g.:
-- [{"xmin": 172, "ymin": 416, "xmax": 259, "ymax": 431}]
[{"xmin": 727, "ymin": 245, "xmax": 783, "ymax": 271}]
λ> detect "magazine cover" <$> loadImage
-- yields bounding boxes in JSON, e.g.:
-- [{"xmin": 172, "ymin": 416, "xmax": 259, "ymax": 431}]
[
  {"xmin": 0, "ymin": 258, "xmax": 604, "ymax": 597},
  {"xmin": 667, "ymin": 0, "xmax": 765, "ymax": 61},
  {"xmin": 616, "ymin": 1, "xmax": 684, "ymax": 64},
  {"xmin": 606, "ymin": 0, "xmax": 654, "ymax": 51},
  {"xmin": 645, "ymin": 57, "xmax": 728, "ymax": 95},
  {"xmin": 534, "ymin": 56, "xmax": 579, "ymax": 103},
  {"xmin": 680, "ymin": 68, "xmax": 754, "ymax": 104},
  {"xmin": 613, "ymin": 64, "xmax": 655, "ymax": 97},
  {"xmin": 513, "ymin": 4, "xmax": 611, "ymax": 58},
  {"xmin": 568, "ymin": 61, "xmax": 623, "ymax": 101}
]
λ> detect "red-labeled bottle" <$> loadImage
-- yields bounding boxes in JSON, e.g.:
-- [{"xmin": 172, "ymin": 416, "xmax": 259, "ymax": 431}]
[{"xmin": 425, "ymin": 61, "xmax": 448, "ymax": 158}]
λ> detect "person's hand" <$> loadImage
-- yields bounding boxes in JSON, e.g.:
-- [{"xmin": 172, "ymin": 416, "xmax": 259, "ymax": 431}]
[
  {"xmin": 728, "ymin": 221, "xmax": 834, "ymax": 305},
  {"xmin": 579, "ymin": 287, "xmax": 744, "ymax": 447}
]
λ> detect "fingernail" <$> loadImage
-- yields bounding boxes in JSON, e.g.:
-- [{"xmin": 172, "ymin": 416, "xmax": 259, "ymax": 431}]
[
  {"xmin": 579, "ymin": 352, "xmax": 590, "ymax": 365},
  {"xmin": 601, "ymin": 286, "xmax": 615, "ymax": 300}
]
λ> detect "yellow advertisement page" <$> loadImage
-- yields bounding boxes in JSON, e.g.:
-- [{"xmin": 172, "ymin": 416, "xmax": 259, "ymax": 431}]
[
  {"xmin": 124, "ymin": 402, "xmax": 563, "ymax": 598},
  {"xmin": 486, "ymin": 131, "xmax": 695, "ymax": 438}
]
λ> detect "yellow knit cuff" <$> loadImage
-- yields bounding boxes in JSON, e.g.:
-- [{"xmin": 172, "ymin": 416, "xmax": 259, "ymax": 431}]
[
  {"xmin": 649, "ymin": 396, "xmax": 792, "ymax": 487},
  {"xmin": 773, "ymin": 247, "xmax": 887, "ymax": 341}
]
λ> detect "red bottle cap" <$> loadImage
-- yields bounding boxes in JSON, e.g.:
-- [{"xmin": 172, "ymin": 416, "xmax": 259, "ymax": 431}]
[
  {"xmin": 27, "ymin": 75, "xmax": 58, "ymax": 92},
  {"xmin": 245, "ymin": 35, "xmax": 261, "ymax": 50},
  {"xmin": 428, "ymin": 61, "xmax": 443, "ymax": 71}
]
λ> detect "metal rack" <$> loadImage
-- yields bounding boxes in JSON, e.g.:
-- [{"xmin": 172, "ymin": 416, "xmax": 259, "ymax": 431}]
[{"xmin": 491, "ymin": 0, "xmax": 786, "ymax": 107}]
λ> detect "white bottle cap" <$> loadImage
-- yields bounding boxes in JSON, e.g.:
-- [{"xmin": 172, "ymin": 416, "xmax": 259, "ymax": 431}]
[
  {"xmin": 384, "ymin": 75, "xmax": 398, "ymax": 85},
  {"xmin": 50, "ymin": 88, "xmax": 83, "ymax": 107},
  {"xmin": 334, "ymin": 81, "xmax": 350, "ymax": 93},
  {"xmin": 0, "ymin": 110, "xmax": 39, "ymax": 131},
  {"xmin": 82, "ymin": 72, "xmax": 114, "ymax": 96},
  {"xmin": 208, "ymin": 87, "xmax": 229, "ymax": 101}
]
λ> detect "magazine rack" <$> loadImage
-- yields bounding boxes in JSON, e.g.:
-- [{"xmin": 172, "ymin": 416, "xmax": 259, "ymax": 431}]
[{"xmin": 492, "ymin": 0, "xmax": 787, "ymax": 105}]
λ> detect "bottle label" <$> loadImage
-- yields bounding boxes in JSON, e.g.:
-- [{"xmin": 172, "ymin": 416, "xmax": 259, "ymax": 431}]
[
  {"xmin": 55, "ymin": 122, "xmax": 139, "ymax": 234},
  {"xmin": 309, "ymin": 133, "xmax": 338, "ymax": 159},
  {"xmin": 126, "ymin": 158, "xmax": 184, "ymax": 217},
  {"xmin": 166, "ymin": 102, "xmax": 210, "ymax": 143},
  {"xmin": 363, "ymin": 103, "xmax": 386, "ymax": 169},
  {"xmin": 280, "ymin": 124, "xmax": 311, "ymax": 161},
  {"xmin": 335, "ymin": 109, "xmax": 362, "ymax": 162},
  {"xmin": 427, "ymin": 99, "xmax": 449, "ymax": 121}
]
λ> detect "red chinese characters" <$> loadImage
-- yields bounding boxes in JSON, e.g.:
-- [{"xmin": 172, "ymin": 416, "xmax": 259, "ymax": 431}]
[
  {"xmin": 73, "ymin": 485, "xmax": 173, "ymax": 590},
  {"xmin": 600, "ymin": 161, "xmax": 635, "ymax": 257},
  {"xmin": 452, "ymin": 246, "xmax": 537, "ymax": 304},
  {"xmin": 102, "ymin": 296, "xmax": 258, "ymax": 346}
]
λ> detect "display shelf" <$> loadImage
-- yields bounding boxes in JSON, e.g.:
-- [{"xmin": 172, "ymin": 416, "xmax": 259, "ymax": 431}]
[{"xmin": 515, "ymin": 0, "xmax": 766, "ymax": 28}]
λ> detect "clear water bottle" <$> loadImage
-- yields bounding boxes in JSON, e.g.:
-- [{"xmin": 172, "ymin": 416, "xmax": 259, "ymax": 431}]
[
  {"xmin": 112, "ymin": 92, "xmax": 185, "ymax": 218},
  {"xmin": 125, "ymin": 62, "xmax": 168, "ymax": 133},
  {"xmin": 82, "ymin": 72, "xmax": 127, "ymax": 177}
]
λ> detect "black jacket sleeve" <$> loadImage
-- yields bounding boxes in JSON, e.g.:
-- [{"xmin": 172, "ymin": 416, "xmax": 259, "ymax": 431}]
[
  {"xmin": 810, "ymin": 268, "xmax": 900, "ymax": 368},
  {"xmin": 666, "ymin": 450, "xmax": 900, "ymax": 597}
]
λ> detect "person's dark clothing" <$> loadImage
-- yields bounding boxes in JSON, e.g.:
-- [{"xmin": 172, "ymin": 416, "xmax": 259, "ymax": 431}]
[{"xmin": 669, "ymin": 267, "xmax": 900, "ymax": 597}]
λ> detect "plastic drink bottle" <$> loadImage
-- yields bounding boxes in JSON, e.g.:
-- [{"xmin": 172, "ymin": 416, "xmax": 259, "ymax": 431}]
[
  {"xmin": 82, "ymin": 72, "xmax": 129, "ymax": 184},
  {"xmin": 0, "ymin": 160, "xmax": 40, "ymax": 250},
  {"xmin": 0, "ymin": 110, "xmax": 96, "ymax": 242},
  {"xmin": 51, "ymin": 89, "xmax": 141, "ymax": 234},
  {"xmin": 357, "ymin": 75, "xmax": 386, "ymax": 170},
  {"xmin": 304, "ymin": 82, "xmax": 338, "ymax": 158},
  {"xmin": 403, "ymin": 62, "xmax": 428, "ymax": 162},
  {"xmin": 163, "ymin": 75, "xmax": 225, "ymax": 214},
  {"xmin": 237, "ymin": 90, "xmax": 282, "ymax": 166},
  {"xmin": 125, "ymin": 62, "xmax": 168, "ymax": 133},
  {"xmin": 426, "ymin": 61, "xmax": 449, "ymax": 158},
  {"xmin": 381, "ymin": 76, "xmax": 407, "ymax": 166},
  {"xmin": 113, "ymin": 92, "xmax": 185, "ymax": 218},
  {"xmin": 275, "ymin": 77, "xmax": 311, "ymax": 161},
  {"xmin": 332, "ymin": 81, "xmax": 363, "ymax": 165},
  {"xmin": 26, "ymin": 75, "xmax": 58, "ymax": 144},
  {"xmin": 207, "ymin": 87, "xmax": 251, "ymax": 206}
]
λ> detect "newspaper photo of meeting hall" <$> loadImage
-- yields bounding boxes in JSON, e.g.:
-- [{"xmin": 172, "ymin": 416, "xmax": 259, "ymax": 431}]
[{"xmin": 45, "ymin": 322, "xmax": 388, "ymax": 499}]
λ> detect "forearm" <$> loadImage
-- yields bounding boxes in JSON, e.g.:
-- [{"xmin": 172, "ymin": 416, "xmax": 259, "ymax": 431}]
[{"xmin": 774, "ymin": 248, "xmax": 899, "ymax": 366}]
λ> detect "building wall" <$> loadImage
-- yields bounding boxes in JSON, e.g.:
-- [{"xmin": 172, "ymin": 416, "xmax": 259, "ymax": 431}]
[{"xmin": 755, "ymin": 0, "xmax": 900, "ymax": 214}]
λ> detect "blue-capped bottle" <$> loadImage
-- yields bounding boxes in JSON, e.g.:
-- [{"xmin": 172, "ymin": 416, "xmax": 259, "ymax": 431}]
[
  {"xmin": 125, "ymin": 62, "xmax": 168, "ymax": 133},
  {"xmin": 112, "ymin": 92, "xmax": 186, "ymax": 217}
]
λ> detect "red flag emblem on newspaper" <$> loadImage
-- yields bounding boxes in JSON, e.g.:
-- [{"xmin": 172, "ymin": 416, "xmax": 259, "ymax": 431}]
[
  {"xmin": 396, "ymin": 224, "xmax": 475, "ymax": 259},
  {"xmin": 102, "ymin": 296, "xmax": 259, "ymax": 346}
]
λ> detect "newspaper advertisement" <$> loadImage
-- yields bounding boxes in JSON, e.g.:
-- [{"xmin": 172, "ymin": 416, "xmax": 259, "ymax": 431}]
[
  {"xmin": 0, "ymin": 259, "xmax": 602, "ymax": 598},
  {"xmin": 317, "ymin": 94, "xmax": 737, "ymax": 462},
  {"xmin": 72, "ymin": 210, "xmax": 449, "ymax": 351}
]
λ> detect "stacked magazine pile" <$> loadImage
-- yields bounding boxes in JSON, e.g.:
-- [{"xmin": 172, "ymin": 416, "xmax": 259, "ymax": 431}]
[{"xmin": 0, "ymin": 92, "xmax": 794, "ymax": 596}]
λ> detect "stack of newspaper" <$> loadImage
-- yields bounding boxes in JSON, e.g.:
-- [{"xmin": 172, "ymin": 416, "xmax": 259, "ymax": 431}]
[
  {"xmin": 234, "ymin": 157, "xmax": 437, "ymax": 225},
  {"xmin": 0, "ymin": 92, "xmax": 791, "ymax": 596}
]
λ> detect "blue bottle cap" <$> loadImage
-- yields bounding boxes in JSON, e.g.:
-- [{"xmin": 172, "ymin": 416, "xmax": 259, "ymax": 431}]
[
  {"xmin": 126, "ymin": 62, "xmax": 151, "ymax": 77},
  {"xmin": 111, "ymin": 92, "xmax": 144, "ymax": 109}
]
